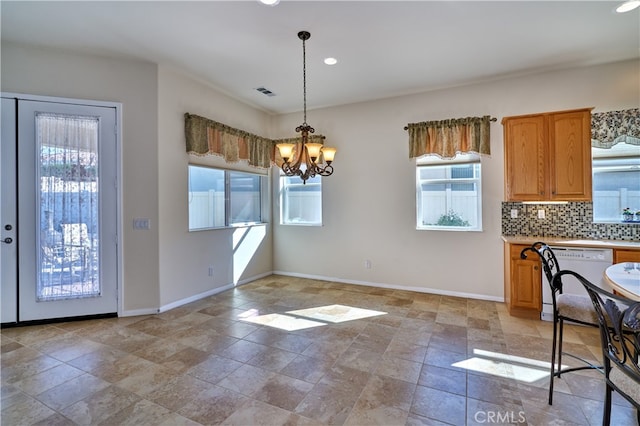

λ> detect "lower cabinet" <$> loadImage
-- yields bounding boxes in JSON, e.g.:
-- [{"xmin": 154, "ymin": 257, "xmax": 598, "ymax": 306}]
[
  {"xmin": 613, "ymin": 249, "xmax": 640, "ymax": 263},
  {"xmin": 504, "ymin": 243, "xmax": 542, "ymax": 319}
]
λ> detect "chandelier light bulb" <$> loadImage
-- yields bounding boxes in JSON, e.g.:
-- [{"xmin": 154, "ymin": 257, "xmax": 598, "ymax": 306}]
[
  {"xmin": 321, "ymin": 147, "xmax": 337, "ymax": 163},
  {"xmin": 276, "ymin": 143, "xmax": 295, "ymax": 162}
]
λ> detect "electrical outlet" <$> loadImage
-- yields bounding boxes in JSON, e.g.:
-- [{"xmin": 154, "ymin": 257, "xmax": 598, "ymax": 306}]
[
  {"xmin": 510, "ymin": 209, "xmax": 518, "ymax": 218},
  {"xmin": 208, "ymin": 266, "xmax": 214, "ymax": 276},
  {"xmin": 538, "ymin": 209, "xmax": 545, "ymax": 219},
  {"xmin": 364, "ymin": 260, "xmax": 371, "ymax": 269}
]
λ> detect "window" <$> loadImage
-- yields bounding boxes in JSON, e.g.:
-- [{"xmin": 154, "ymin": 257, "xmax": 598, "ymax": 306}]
[
  {"xmin": 592, "ymin": 143, "xmax": 640, "ymax": 223},
  {"xmin": 279, "ymin": 174, "xmax": 322, "ymax": 225},
  {"xmin": 188, "ymin": 165, "xmax": 267, "ymax": 230},
  {"xmin": 416, "ymin": 153, "xmax": 482, "ymax": 231}
]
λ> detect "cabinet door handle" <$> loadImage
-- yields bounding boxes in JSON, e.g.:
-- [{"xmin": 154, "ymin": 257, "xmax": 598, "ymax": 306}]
[{"xmin": 534, "ymin": 266, "xmax": 539, "ymax": 270}]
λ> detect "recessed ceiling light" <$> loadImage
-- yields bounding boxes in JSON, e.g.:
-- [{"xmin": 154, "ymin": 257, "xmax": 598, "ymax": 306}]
[
  {"xmin": 258, "ymin": 0, "xmax": 280, "ymax": 6},
  {"xmin": 324, "ymin": 57, "xmax": 338, "ymax": 65},
  {"xmin": 616, "ymin": 0, "xmax": 640, "ymax": 12}
]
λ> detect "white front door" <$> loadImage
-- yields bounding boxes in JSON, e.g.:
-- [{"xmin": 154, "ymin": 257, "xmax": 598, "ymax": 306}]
[
  {"xmin": 2, "ymin": 97, "xmax": 119, "ymax": 322},
  {"xmin": 1, "ymin": 98, "xmax": 18, "ymax": 323}
]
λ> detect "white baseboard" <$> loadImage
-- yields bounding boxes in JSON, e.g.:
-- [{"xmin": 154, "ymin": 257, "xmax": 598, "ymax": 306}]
[
  {"xmin": 272, "ymin": 270, "xmax": 504, "ymax": 303},
  {"xmin": 146, "ymin": 271, "xmax": 275, "ymax": 316},
  {"xmin": 158, "ymin": 283, "xmax": 235, "ymax": 313},
  {"xmin": 120, "ymin": 308, "xmax": 159, "ymax": 317},
  {"xmin": 121, "ymin": 270, "xmax": 502, "ymax": 317}
]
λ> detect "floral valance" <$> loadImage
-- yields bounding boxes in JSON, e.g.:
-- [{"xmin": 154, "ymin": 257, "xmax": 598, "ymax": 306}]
[
  {"xmin": 185, "ymin": 113, "xmax": 326, "ymax": 169},
  {"xmin": 406, "ymin": 115, "xmax": 494, "ymax": 159},
  {"xmin": 185, "ymin": 113, "xmax": 274, "ymax": 168},
  {"xmin": 591, "ymin": 108, "xmax": 640, "ymax": 148}
]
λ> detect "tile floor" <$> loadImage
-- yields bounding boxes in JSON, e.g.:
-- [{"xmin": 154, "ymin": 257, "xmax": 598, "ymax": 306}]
[{"xmin": 1, "ymin": 275, "xmax": 637, "ymax": 425}]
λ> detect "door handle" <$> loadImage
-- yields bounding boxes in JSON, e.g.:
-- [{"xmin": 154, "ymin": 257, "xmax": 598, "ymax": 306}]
[{"xmin": 2, "ymin": 237, "xmax": 13, "ymax": 244}]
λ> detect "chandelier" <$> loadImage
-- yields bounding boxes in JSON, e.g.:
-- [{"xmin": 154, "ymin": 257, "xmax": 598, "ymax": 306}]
[{"xmin": 276, "ymin": 31, "xmax": 336, "ymax": 184}]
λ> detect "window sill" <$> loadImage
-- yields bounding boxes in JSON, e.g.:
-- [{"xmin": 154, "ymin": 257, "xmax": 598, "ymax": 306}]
[
  {"xmin": 417, "ymin": 226, "xmax": 483, "ymax": 232},
  {"xmin": 189, "ymin": 222, "xmax": 268, "ymax": 232}
]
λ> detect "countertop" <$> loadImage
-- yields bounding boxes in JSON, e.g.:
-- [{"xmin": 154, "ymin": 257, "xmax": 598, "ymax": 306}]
[{"xmin": 501, "ymin": 236, "xmax": 640, "ymax": 250}]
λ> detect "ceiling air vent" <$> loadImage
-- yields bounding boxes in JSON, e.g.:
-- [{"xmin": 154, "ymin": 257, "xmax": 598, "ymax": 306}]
[{"xmin": 256, "ymin": 87, "xmax": 276, "ymax": 97}]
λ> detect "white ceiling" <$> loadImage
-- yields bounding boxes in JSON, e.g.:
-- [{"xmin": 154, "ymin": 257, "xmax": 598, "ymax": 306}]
[{"xmin": 2, "ymin": 1, "xmax": 639, "ymax": 115}]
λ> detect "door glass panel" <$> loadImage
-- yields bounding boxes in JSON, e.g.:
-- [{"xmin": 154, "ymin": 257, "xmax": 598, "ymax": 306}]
[{"xmin": 37, "ymin": 113, "xmax": 100, "ymax": 301}]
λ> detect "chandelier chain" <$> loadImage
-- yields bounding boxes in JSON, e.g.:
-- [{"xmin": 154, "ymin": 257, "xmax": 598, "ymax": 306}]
[{"xmin": 302, "ymin": 35, "xmax": 307, "ymax": 125}]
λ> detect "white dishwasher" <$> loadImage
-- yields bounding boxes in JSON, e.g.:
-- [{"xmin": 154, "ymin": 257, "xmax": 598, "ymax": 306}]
[{"xmin": 541, "ymin": 246, "xmax": 614, "ymax": 321}]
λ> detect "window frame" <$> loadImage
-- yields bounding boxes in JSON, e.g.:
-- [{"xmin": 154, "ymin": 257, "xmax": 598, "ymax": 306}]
[
  {"xmin": 188, "ymin": 164, "xmax": 268, "ymax": 231},
  {"xmin": 415, "ymin": 153, "xmax": 483, "ymax": 232}
]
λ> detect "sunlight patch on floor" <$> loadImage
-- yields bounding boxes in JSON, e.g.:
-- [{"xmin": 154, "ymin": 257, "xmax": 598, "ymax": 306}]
[
  {"xmin": 287, "ymin": 304, "xmax": 386, "ymax": 323},
  {"xmin": 240, "ymin": 313, "xmax": 327, "ymax": 331},
  {"xmin": 237, "ymin": 304, "xmax": 387, "ymax": 331},
  {"xmin": 452, "ymin": 348, "xmax": 564, "ymax": 383}
]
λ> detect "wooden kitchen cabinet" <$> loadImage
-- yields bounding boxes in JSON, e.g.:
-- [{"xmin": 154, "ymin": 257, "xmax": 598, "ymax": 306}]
[
  {"xmin": 503, "ymin": 108, "xmax": 592, "ymax": 202},
  {"xmin": 504, "ymin": 243, "xmax": 542, "ymax": 319},
  {"xmin": 614, "ymin": 249, "xmax": 640, "ymax": 263}
]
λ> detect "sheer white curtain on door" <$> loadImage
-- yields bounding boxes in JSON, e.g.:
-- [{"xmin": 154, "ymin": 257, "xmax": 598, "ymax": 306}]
[{"xmin": 37, "ymin": 113, "xmax": 100, "ymax": 300}]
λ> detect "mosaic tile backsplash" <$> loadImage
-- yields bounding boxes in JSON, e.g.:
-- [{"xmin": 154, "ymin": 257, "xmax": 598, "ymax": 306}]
[{"xmin": 501, "ymin": 202, "xmax": 640, "ymax": 241}]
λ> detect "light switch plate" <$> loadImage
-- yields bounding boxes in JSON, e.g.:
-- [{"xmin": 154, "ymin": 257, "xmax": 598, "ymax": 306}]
[
  {"xmin": 133, "ymin": 218, "xmax": 151, "ymax": 230},
  {"xmin": 510, "ymin": 209, "xmax": 518, "ymax": 218},
  {"xmin": 537, "ymin": 209, "xmax": 545, "ymax": 219}
]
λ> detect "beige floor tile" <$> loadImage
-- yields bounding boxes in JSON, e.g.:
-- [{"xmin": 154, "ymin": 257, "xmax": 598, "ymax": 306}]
[
  {"xmin": 145, "ymin": 375, "xmax": 214, "ymax": 412},
  {"xmin": 114, "ymin": 362, "xmax": 178, "ymax": 396},
  {"xmin": 252, "ymin": 373, "xmax": 314, "ymax": 411},
  {"xmin": 132, "ymin": 337, "xmax": 191, "ymax": 363},
  {"xmin": 247, "ymin": 346, "xmax": 298, "ymax": 372},
  {"xmin": 411, "ymin": 385, "xmax": 466, "ymax": 425},
  {"xmin": 0, "ymin": 392, "xmax": 56, "ymax": 425},
  {"xmin": 1, "ymin": 352, "xmax": 62, "ymax": 385},
  {"xmin": 98, "ymin": 398, "xmax": 173, "ymax": 426},
  {"xmin": 220, "ymin": 399, "xmax": 299, "ymax": 426},
  {"xmin": 186, "ymin": 353, "xmax": 243, "ymax": 384},
  {"xmin": 375, "ymin": 355, "xmax": 422, "ymax": 384},
  {"xmin": 294, "ymin": 383, "xmax": 359, "ymax": 425},
  {"xmin": 160, "ymin": 346, "xmax": 210, "ymax": 373},
  {"xmin": 0, "ymin": 276, "xmax": 620, "ymax": 425},
  {"xmin": 176, "ymin": 385, "xmax": 248, "ymax": 425},
  {"xmin": 35, "ymin": 373, "xmax": 110, "ymax": 411},
  {"xmin": 14, "ymin": 363, "xmax": 84, "ymax": 396},
  {"xmin": 59, "ymin": 385, "xmax": 141, "ymax": 425},
  {"xmin": 217, "ymin": 363, "xmax": 276, "ymax": 396},
  {"xmin": 279, "ymin": 354, "xmax": 334, "ymax": 384}
]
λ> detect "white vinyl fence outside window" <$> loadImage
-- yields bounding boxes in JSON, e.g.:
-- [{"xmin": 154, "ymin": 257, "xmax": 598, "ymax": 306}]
[
  {"xmin": 416, "ymin": 153, "xmax": 482, "ymax": 231},
  {"xmin": 279, "ymin": 174, "xmax": 322, "ymax": 226},
  {"xmin": 592, "ymin": 143, "xmax": 640, "ymax": 223},
  {"xmin": 188, "ymin": 165, "xmax": 266, "ymax": 230}
]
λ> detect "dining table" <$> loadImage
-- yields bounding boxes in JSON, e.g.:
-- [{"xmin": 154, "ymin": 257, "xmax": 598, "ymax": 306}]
[{"xmin": 604, "ymin": 262, "xmax": 640, "ymax": 302}]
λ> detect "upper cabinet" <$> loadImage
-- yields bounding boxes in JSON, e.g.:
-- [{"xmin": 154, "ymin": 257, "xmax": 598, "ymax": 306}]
[{"xmin": 503, "ymin": 108, "xmax": 592, "ymax": 202}]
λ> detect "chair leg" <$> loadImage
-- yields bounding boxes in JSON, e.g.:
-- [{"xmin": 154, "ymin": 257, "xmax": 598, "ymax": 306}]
[
  {"xmin": 557, "ymin": 318, "xmax": 564, "ymax": 378},
  {"xmin": 549, "ymin": 314, "xmax": 559, "ymax": 405},
  {"xmin": 603, "ymin": 383, "xmax": 612, "ymax": 426}
]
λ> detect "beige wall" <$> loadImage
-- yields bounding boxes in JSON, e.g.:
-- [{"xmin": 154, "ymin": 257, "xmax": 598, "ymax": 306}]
[
  {"xmin": 3, "ymin": 40, "xmax": 637, "ymax": 310},
  {"xmin": 272, "ymin": 59, "xmax": 639, "ymax": 300},
  {"xmin": 157, "ymin": 66, "xmax": 273, "ymax": 308},
  {"xmin": 1, "ymin": 42, "xmax": 160, "ymax": 314}
]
